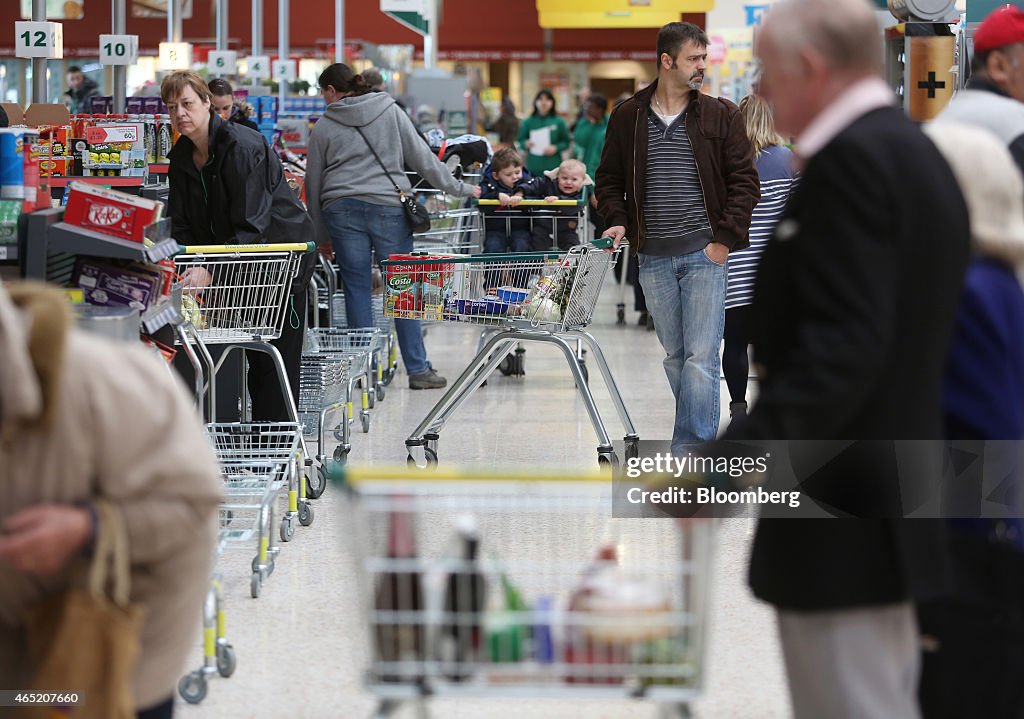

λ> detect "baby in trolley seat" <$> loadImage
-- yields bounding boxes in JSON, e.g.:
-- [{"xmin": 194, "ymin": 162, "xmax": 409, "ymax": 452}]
[{"xmin": 519, "ymin": 159, "xmax": 592, "ymax": 251}]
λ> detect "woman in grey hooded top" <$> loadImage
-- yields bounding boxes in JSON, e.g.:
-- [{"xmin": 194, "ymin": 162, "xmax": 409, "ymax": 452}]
[{"xmin": 306, "ymin": 63, "xmax": 481, "ymax": 390}]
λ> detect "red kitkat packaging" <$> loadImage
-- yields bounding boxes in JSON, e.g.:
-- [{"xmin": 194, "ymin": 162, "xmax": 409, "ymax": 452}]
[{"xmin": 64, "ymin": 182, "xmax": 163, "ymax": 243}]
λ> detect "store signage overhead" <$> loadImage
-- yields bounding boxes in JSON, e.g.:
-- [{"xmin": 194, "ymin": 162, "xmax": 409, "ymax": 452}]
[
  {"xmin": 208, "ymin": 51, "xmax": 238, "ymax": 76},
  {"xmin": 99, "ymin": 34, "xmax": 139, "ymax": 65},
  {"xmin": 381, "ymin": 0, "xmax": 431, "ymax": 35},
  {"xmin": 245, "ymin": 56, "xmax": 270, "ymax": 80},
  {"xmin": 158, "ymin": 42, "xmax": 192, "ymax": 70},
  {"xmin": 15, "ymin": 21, "xmax": 64, "ymax": 59}
]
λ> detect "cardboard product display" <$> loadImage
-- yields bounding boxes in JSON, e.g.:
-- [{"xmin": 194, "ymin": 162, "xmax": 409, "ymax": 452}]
[
  {"xmin": 0, "ymin": 103, "xmax": 24, "ymax": 126},
  {"xmin": 83, "ymin": 123, "xmax": 146, "ymax": 177},
  {"xmin": 72, "ymin": 257, "xmax": 165, "ymax": 311},
  {"xmin": 64, "ymin": 182, "xmax": 162, "ymax": 243},
  {"xmin": 24, "ymin": 103, "xmax": 71, "ymax": 128}
]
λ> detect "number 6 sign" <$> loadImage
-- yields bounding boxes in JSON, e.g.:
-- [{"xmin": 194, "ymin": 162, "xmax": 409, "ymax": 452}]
[{"xmin": 208, "ymin": 51, "xmax": 238, "ymax": 76}]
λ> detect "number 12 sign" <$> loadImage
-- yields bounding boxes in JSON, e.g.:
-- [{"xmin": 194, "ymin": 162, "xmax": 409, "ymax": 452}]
[
  {"xmin": 99, "ymin": 35, "xmax": 139, "ymax": 66},
  {"xmin": 15, "ymin": 21, "xmax": 63, "ymax": 59}
]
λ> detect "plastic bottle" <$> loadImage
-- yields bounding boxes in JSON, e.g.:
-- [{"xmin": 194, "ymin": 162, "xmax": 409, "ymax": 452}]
[
  {"xmin": 438, "ymin": 515, "xmax": 487, "ymax": 681},
  {"xmin": 374, "ymin": 509, "xmax": 424, "ymax": 683}
]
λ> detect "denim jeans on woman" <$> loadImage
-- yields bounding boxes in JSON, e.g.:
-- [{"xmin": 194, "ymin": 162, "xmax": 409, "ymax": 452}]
[
  {"xmin": 324, "ymin": 197, "xmax": 431, "ymax": 376},
  {"xmin": 638, "ymin": 248, "xmax": 726, "ymax": 451}
]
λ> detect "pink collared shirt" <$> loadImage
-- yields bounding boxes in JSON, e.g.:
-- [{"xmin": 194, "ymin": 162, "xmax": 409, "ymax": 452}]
[{"xmin": 795, "ymin": 77, "xmax": 897, "ymax": 161}]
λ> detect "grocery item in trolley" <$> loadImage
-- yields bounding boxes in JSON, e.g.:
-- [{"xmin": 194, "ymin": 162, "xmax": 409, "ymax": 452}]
[
  {"xmin": 346, "ymin": 472, "xmax": 711, "ymax": 715},
  {"xmin": 381, "ymin": 243, "xmax": 614, "ymax": 330}
]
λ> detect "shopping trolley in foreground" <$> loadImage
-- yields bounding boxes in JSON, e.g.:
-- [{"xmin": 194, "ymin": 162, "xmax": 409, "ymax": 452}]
[
  {"xmin": 344, "ymin": 468, "xmax": 714, "ymax": 719},
  {"xmin": 381, "ymin": 240, "xmax": 639, "ymax": 469}
]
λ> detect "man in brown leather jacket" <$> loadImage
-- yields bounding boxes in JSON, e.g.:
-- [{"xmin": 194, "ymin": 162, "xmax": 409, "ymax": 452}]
[{"xmin": 596, "ymin": 21, "xmax": 759, "ymax": 450}]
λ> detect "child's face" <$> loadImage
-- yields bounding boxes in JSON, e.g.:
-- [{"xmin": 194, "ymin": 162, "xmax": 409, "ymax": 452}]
[
  {"xmin": 496, "ymin": 164, "xmax": 523, "ymax": 187},
  {"xmin": 557, "ymin": 169, "xmax": 585, "ymax": 195}
]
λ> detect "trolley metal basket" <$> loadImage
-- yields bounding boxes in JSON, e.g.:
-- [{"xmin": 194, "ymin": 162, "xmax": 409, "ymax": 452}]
[
  {"xmin": 205, "ymin": 422, "xmax": 311, "ymax": 543},
  {"xmin": 307, "ymin": 327, "xmax": 386, "ymax": 433},
  {"xmin": 174, "ymin": 243, "xmax": 313, "ymax": 344},
  {"xmin": 477, "ymin": 197, "xmax": 593, "ymax": 254},
  {"xmin": 344, "ymin": 469, "xmax": 714, "ymax": 719},
  {"xmin": 298, "ymin": 353, "xmax": 352, "ymax": 480},
  {"xmin": 379, "ymin": 242, "xmax": 639, "ymax": 469},
  {"xmin": 331, "ymin": 292, "xmax": 398, "ymax": 392}
]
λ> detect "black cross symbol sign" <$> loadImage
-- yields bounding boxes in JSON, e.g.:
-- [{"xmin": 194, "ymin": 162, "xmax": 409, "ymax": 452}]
[{"xmin": 918, "ymin": 71, "xmax": 946, "ymax": 99}]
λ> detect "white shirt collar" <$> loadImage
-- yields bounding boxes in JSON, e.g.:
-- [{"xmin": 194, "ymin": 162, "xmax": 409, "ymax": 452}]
[{"xmin": 795, "ymin": 77, "xmax": 896, "ymax": 161}]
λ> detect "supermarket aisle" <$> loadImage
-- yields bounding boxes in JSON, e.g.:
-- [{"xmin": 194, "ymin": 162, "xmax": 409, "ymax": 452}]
[{"xmin": 175, "ymin": 285, "xmax": 791, "ymax": 718}]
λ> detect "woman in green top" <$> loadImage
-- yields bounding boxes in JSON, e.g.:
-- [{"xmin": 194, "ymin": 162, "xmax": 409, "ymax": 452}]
[{"xmin": 517, "ymin": 89, "xmax": 570, "ymax": 176}]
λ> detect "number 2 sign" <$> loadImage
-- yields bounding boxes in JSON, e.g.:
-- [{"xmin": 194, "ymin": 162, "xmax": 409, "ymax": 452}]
[{"xmin": 15, "ymin": 21, "xmax": 63, "ymax": 59}]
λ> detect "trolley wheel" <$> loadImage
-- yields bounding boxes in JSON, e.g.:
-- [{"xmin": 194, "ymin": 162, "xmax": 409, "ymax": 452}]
[
  {"xmin": 616, "ymin": 304, "xmax": 626, "ymax": 325},
  {"xmin": 251, "ymin": 556, "xmax": 261, "ymax": 573},
  {"xmin": 306, "ymin": 467, "xmax": 326, "ymax": 500},
  {"xmin": 251, "ymin": 572, "xmax": 262, "ymax": 598},
  {"xmin": 383, "ymin": 367, "xmax": 395, "ymax": 386},
  {"xmin": 367, "ymin": 390, "xmax": 376, "ymax": 409},
  {"xmin": 333, "ymin": 424, "xmax": 346, "ymax": 442},
  {"xmin": 333, "ymin": 444, "xmax": 350, "ymax": 464},
  {"xmin": 377, "ymin": 384, "xmax": 386, "ymax": 402},
  {"xmin": 298, "ymin": 501, "xmax": 314, "ymax": 527},
  {"xmin": 598, "ymin": 451, "xmax": 619, "ymax": 472},
  {"xmin": 280, "ymin": 516, "xmax": 295, "ymax": 543},
  {"xmin": 216, "ymin": 644, "xmax": 237, "ymax": 678},
  {"xmin": 178, "ymin": 671, "xmax": 207, "ymax": 704},
  {"xmin": 498, "ymin": 355, "xmax": 514, "ymax": 376},
  {"xmin": 625, "ymin": 438, "xmax": 640, "ymax": 461},
  {"xmin": 361, "ymin": 411, "xmax": 371, "ymax": 434},
  {"xmin": 406, "ymin": 447, "xmax": 438, "ymax": 470}
]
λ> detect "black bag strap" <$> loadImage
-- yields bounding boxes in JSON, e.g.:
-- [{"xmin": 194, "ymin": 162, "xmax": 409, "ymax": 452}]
[{"xmin": 354, "ymin": 126, "xmax": 406, "ymax": 199}]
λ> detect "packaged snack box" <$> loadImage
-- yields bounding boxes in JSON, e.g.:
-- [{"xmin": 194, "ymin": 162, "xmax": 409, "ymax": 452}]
[{"xmin": 64, "ymin": 182, "xmax": 163, "ymax": 243}]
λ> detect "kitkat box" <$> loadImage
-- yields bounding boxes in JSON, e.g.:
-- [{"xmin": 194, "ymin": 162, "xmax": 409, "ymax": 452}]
[{"xmin": 64, "ymin": 182, "xmax": 162, "ymax": 243}]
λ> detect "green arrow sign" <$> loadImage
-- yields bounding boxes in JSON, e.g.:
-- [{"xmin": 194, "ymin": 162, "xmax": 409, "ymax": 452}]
[{"xmin": 384, "ymin": 10, "xmax": 429, "ymax": 34}]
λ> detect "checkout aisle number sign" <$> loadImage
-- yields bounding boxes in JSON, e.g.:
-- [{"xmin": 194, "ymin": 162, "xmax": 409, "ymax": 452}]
[
  {"xmin": 159, "ymin": 42, "xmax": 192, "ymax": 70},
  {"xmin": 99, "ymin": 35, "xmax": 139, "ymax": 66},
  {"xmin": 273, "ymin": 60, "xmax": 297, "ymax": 83},
  {"xmin": 208, "ymin": 51, "xmax": 238, "ymax": 76},
  {"xmin": 246, "ymin": 56, "xmax": 270, "ymax": 80},
  {"xmin": 15, "ymin": 21, "xmax": 63, "ymax": 59}
]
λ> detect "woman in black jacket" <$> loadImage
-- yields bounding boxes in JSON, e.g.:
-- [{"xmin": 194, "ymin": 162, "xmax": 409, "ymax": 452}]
[{"xmin": 163, "ymin": 70, "xmax": 314, "ymax": 422}]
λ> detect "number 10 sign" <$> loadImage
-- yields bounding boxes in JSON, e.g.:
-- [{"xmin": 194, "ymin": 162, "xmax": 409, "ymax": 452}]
[{"xmin": 100, "ymin": 35, "xmax": 139, "ymax": 66}]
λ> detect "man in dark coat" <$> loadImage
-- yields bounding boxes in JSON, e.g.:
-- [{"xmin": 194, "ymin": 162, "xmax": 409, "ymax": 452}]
[{"xmin": 723, "ymin": 0, "xmax": 970, "ymax": 716}]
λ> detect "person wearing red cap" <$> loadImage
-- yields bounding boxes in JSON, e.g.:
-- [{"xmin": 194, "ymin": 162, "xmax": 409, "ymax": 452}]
[{"xmin": 935, "ymin": 4, "xmax": 1024, "ymax": 174}]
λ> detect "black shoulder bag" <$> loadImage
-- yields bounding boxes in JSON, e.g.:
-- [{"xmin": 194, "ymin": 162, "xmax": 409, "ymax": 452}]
[{"xmin": 355, "ymin": 126, "xmax": 431, "ymax": 234}]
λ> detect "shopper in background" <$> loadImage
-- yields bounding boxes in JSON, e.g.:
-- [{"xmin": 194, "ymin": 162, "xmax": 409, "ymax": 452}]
[
  {"xmin": 573, "ymin": 94, "xmax": 608, "ymax": 188},
  {"xmin": 917, "ymin": 122, "xmax": 1024, "ymax": 719},
  {"xmin": 362, "ymin": 67, "xmax": 386, "ymax": 92},
  {"xmin": 0, "ymin": 281, "xmax": 222, "ymax": 719},
  {"xmin": 517, "ymin": 89, "xmax": 570, "ymax": 177},
  {"xmin": 163, "ymin": 70, "xmax": 315, "ymax": 421},
  {"xmin": 64, "ymin": 65, "xmax": 101, "ymax": 114},
  {"xmin": 488, "ymin": 96, "xmax": 520, "ymax": 148},
  {"xmin": 306, "ymin": 63, "xmax": 481, "ymax": 390},
  {"xmin": 720, "ymin": 0, "xmax": 969, "ymax": 717},
  {"xmin": 207, "ymin": 78, "xmax": 259, "ymax": 132},
  {"xmin": 934, "ymin": 4, "xmax": 1024, "ymax": 175},
  {"xmin": 722, "ymin": 94, "xmax": 796, "ymax": 425},
  {"xmin": 596, "ymin": 21, "xmax": 759, "ymax": 449}
]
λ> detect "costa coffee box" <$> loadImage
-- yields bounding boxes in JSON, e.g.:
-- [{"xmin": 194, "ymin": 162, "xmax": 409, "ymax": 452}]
[
  {"xmin": 384, "ymin": 254, "xmax": 423, "ymax": 317},
  {"xmin": 72, "ymin": 258, "xmax": 163, "ymax": 311},
  {"xmin": 64, "ymin": 182, "xmax": 163, "ymax": 243}
]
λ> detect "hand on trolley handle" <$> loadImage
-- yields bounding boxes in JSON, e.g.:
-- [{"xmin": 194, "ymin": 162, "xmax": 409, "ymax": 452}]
[{"xmin": 601, "ymin": 225, "xmax": 627, "ymax": 254}]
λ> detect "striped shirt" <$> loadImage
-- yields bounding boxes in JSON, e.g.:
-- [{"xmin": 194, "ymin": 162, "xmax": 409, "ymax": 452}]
[
  {"xmin": 725, "ymin": 144, "xmax": 797, "ymax": 309},
  {"xmin": 643, "ymin": 112, "xmax": 713, "ymax": 257}
]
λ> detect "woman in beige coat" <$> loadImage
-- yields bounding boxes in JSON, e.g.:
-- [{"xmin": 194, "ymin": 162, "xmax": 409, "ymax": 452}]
[{"xmin": 0, "ymin": 282, "xmax": 222, "ymax": 718}]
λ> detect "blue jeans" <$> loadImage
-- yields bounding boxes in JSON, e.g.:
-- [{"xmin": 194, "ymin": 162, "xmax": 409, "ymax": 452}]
[
  {"xmin": 324, "ymin": 197, "xmax": 431, "ymax": 376},
  {"xmin": 638, "ymin": 248, "xmax": 727, "ymax": 448}
]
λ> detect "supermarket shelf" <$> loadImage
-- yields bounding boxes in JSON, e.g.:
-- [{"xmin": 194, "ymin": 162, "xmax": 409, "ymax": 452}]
[
  {"xmin": 47, "ymin": 176, "xmax": 145, "ymax": 188},
  {"xmin": 47, "ymin": 222, "xmax": 179, "ymax": 263},
  {"xmin": 149, "ymin": 164, "xmax": 170, "ymax": 174}
]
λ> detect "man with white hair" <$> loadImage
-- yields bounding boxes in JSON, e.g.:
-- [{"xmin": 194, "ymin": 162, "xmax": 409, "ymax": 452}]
[{"xmin": 723, "ymin": 0, "xmax": 971, "ymax": 716}]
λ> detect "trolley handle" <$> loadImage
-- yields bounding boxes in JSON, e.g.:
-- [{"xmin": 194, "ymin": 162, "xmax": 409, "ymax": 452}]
[
  {"xmin": 177, "ymin": 242, "xmax": 317, "ymax": 255},
  {"xmin": 474, "ymin": 198, "xmax": 584, "ymax": 207}
]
